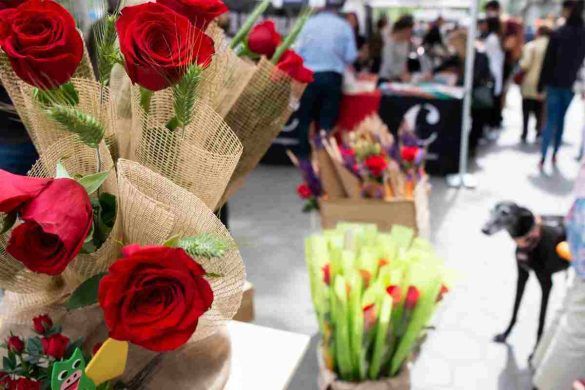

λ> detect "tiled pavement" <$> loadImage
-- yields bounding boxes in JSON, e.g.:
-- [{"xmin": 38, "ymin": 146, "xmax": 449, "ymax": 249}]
[{"xmin": 230, "ymin": 88, "xmax": 584, "ymax": 390}]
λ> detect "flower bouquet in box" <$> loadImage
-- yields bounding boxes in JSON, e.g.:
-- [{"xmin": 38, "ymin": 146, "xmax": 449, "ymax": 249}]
[{"xmin": 305, "ymin": 223, "xmax": 449, "ymax": 389}]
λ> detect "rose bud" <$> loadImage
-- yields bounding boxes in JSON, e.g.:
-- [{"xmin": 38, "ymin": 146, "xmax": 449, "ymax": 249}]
[
  {"xmin": 297, "ymin": 183, "xmax": 312, "ymax": 200},
  {"xmin": 92, "ymin": 342, "xmax": 103, "ymax": 356},
  {"xmin": 6, "ymin": 336, "xmax": 24, "ymax": 353},
  {"xmin": 117, "ymin": 2, "xmax": 215, "ymax": 92},
  {"xmin": 99, "ymin": 245, "xmax": 214, "ymax": 352},
  {"xmin": 0, "ymin": 171, "xmax": 93, "ymax": 275},
  {"xmin": 157, "ymin": 0, "xmax": 228, "ymax": 30},
  {"xmin": 41, "ymin": 334, "xmax": 70, "ymax": 359},
  {"xmin": 32, "ymin": 314, "xmax": 53, "ymax": 334},
  {"xmin": 401, "ymin": 146, "xmax": 420, "ymax": 163},
  {"xmin": 386, "ymin": 285, "xmax": 402, "ymax": 304},
  {"xmin": 0, "ymin": 0, "xmax": 83, "ymax": 89},
  {"xmin": 405, "ymin": 286, "xmax": 420, "ymax": 311},
  {"xmin": 276, "ymin": 50, "xmax": 314, "ymax": 83},
  {"xmin": 322, "ymin": 264, "xmax": 331, "ymax": 286},
  {"xmin": 247, "ymin": 20, "xmax": 282, "ymax": 58},
  {"xmin": 363, "ymin": 303, "xmax": 377, "ymax": 331},
  {"xmin": 0, "ymin": 371, "xmax": 12, "ymax": 388},
  {"xmin": 12, "ymin": 377, "xmax": 40, "ymax": 390}
]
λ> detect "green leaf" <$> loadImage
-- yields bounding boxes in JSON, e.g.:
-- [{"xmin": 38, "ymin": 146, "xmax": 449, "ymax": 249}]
[
  {"xmin": 99, "ymin": 193, "xmax": 116, "ymax": 228},
  {"xmin": 66, "ymin": 273, "xmax": 107, "ymax": 310},
  {"xmin": 177, "ymin": 234, "xmax": 231, "ymax": 259},
  {"xmin": 46, "ymin": 105, "xmax": 105, "ymax": 148},
  {"xmin": 0, "ymin": 212, "xmax": 16, "ymax": 234},
  {"xmin": 56, "ymin": 160, "xmax": 72, "ymax": 179},
  {"xmin": 139, "ymin": 87, "xmax": 153, "ymax": 113},
  {"xmin": 78, "ymin": 171, "xmax": 110, "ymax": 195},
  {"xmin": 25, "ymin": 337, "xmax": 43, "ymax": 356}
]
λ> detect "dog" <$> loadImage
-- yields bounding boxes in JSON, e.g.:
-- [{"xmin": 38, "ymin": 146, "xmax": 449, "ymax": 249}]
[{"xmin": 482, "ymin": 202, "xmax": 568, "ymax": 356}]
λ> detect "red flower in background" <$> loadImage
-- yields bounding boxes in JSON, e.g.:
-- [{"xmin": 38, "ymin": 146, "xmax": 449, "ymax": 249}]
[
  {"xmin": 0, "ymin": 0, "xmax": 84, "ymax": 89},
  {"xmin": 99, "ymin": 245, "xmax": 214, "ymax": 352},
  {"xmin": 297, "ymin": 183, "xmax": 312, "ymax": 200},
  {"xmin": 32, "ymin": 314, "xmax": 53, "ymax": 334},
  {"xmin": 12, "ymin": 378, "xmax": 40, "ymax": 390},
  {"xmin": 437, "ymin": 284, "xmax": 449, "ymax": 303},
  {"xmin": 6, "ymin": 336, "xmax": 24, "ymax": 353},
  {"xmin": 386, "ymin": 285, "xmax": 401, "ymax": 304},
  {"xmin": 248, "ymin": 20, "xmax": 282, "ymax": 58},
  {"xmin": 363, "ymin": 303, "xmax": 377, "ymax": 330},
  {"xmin": 92, "ymin": 342, "xmax": 103, "ymax": 356},
  {"xmin": 401, "ymin": 146, "xmax": 420, "ymax": 163},
  {"xmin": 364, "ymin": 154, "xmax": 388, "ymax": 178},
  {"xmin": 0, "ymin": 372, "xmax": 11, "ymax": 388},
  {"xmin": 404, "ymin": 286, "xmax": 420, "ymax": 310},
  {"xmin": 277, "ymin": 50, "xmax": 314, "ymax": 83},
  {"xmin": 41, "ymin": 334, "xmax": 69, "ymax": 359},
  {"xmin": 322, "ymin": 264, "xmax": 331, "ymax": 285},
  {"xmin": 0, "ymin": 170, "xmax": 93, "ymax": 275},
  {"xmin": 117, "ymin": 2, "xmax": 215, "ymax": 91},
  {"xmin": 157, "ymin": 0, "xmax": 227, "ymax": 30}
]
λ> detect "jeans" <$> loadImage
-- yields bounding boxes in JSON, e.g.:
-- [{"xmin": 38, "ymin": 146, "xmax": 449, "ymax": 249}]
[
  {"xmin": 0, "ymin": 141, "xmax": 39, "ymax": 175},
  {"xmin": 540, "ymin": 87, "xmax": 574, "ymax": 160},
  {"xmin": 295, "ymin": 72, "xmax": 343, "ymax": 158},
  {"xmin": 522, "ymin": 98, "xmax": 543, "ymax": 139}
]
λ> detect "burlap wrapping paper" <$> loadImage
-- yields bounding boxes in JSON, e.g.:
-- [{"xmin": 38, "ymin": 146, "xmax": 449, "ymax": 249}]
[
  {"xmin": 0, "ymin": 136, "xmax": 122, "ymax": 324},
  {"xmin": 317, "ymin": 350, "xmax": 411, "ymax": 390},
  {"xmin": 117, "ymin": 159, "xmax": 245, "ymax": 342},
  {"xmin": 0, "ymin": 43, "xmax": 96, "ymax": 151},
  {"xmin": 130, "ymin": 86, "xmax": 243, "ymax": 210},
  {"xmin": 220, "ymin": 58, "xmax": 307, "ymax": 205}
]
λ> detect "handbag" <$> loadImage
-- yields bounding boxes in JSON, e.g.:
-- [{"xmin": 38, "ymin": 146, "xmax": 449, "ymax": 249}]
[
  {"xmin": 472, "ymin": 86, "xmax": 495, "ymax": 109},
  {"xmin": 513, "ymin": 69, "xmax": 526, "ymax": 85}
]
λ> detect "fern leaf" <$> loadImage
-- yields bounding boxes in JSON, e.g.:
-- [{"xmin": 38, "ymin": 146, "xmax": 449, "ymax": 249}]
[
  {"xmin": 46, "ymin": 105, "xmax": 105, "ymax": 148},
  {"xmin": 178, "ymin": 233, "xmax": 231, "ymax": 259},
  {"xmin": 169, "ymin": 65, "xmax": 202, "ymax": 130}
]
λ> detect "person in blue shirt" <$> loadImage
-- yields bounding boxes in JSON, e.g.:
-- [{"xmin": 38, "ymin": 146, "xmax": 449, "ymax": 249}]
[{"xmin": 294, "ymin": 0, "xmax": 358, "ymax": 158}]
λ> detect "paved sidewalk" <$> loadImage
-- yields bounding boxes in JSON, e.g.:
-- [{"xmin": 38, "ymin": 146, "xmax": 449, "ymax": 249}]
[{"xmin": 230, "ymin": 88, "xmax": 584, "ymax": 390}]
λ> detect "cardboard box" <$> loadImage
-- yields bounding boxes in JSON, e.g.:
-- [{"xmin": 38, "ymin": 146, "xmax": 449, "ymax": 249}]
[{"xmin": 234, "ymin": 281, "xmax": 255, "ymax": 323}]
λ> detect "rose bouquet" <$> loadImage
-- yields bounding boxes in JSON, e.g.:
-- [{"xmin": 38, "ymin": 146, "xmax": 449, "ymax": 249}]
[{"xmin": 306, "ymin": 224, "xmax": 449, "ymax": 389}]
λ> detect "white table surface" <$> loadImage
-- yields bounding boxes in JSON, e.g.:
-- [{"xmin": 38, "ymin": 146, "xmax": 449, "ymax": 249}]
[{"xmin": 225, "ymin": 321, "xmax": 310, "ymax": 390}]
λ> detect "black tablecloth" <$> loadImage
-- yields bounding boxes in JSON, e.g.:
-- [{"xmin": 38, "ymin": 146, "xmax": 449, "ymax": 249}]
[{"xmin": 378, "ymin": 93, "xmax": 463, "ymax": 176}]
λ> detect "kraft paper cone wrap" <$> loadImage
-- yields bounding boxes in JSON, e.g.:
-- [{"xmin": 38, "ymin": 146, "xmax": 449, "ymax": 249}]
[
  {"xmin": 130, "ymin": 86, "xmax": 243, "ymax": 210},
  {"xmin": 117, "ymin": 159, "xmax": 245, "ymax": 342},
  {"xmin": 221, "ymin": 58, "xmax": 307, "ymax": 204}
]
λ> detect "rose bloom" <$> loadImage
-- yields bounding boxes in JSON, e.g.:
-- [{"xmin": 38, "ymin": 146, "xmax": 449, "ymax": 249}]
[
  {"xmin": 277, "ymin": 50, "xmax": 314, "ymax": 84},
  {"xmin": 296, "ymin": 183, "xmax": 312, "ymax": 200},
  {"xmin": 404, "ymin": 286, "xmax": 420, "ymax": 311},
  {"xmin": 0, "ymin": 170, "xmax": 93, "ymax": 275},
  {"xmin": 12, "ymin": 378, "xmax": 40, "ymax": 390},
  {"xmin": 401, "ymin": 146, "xmax": 420, "ymax": 163},
  {"xmin": 41, "ymin": 334, "xmax": 70, "ymax": 359},
  {"xmin": 99, "ymin": 245, "xmax": 214, "ymax": 352},
  {"xmin": 247, "ymin": 20, "xmax": 282, "ymax": 58},
  {"xmin": 32, "ymin": 314, "xmax": 53, "ymax": 334},
  {"xmin": 0, "ymin": 0, "xmax": 83, "ymax": 89},
  {"xmin": 7, "ymin": 336, "xmax": 24, "ymax": 353},
  {"xmin": 364, "ymin": 154, "xmax": 388, "ymax": 178},
  {"xmin": 157, "ymin": 0, "xmax": 227, "ymax": 30},
  {"xmin": 117, "ymin": 2, "xmax": 215, "ymax": 92}
]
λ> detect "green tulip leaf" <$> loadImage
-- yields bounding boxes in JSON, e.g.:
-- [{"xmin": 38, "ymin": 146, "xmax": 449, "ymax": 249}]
[{"xmin": 78, "ymin": 171, "xmax": 110, "ymax": 195}]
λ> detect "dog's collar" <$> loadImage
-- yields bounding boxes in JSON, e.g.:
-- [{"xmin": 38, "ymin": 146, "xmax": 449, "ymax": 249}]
[{"xmin": 514, "ymin": 216, "xmax": 542, "ymax": 251}]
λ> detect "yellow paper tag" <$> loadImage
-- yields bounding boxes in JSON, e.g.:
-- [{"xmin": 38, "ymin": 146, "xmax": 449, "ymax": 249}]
[{"xmin": 85, "ymin": 338, "xmax": 128, "ymax": 386}]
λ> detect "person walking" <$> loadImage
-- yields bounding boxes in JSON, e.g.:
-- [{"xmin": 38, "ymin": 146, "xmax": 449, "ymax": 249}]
[
  {"xmin": 379, "ymin": 15, "xmax": 415, "ymax": 83},
  {"xmin": 295, "ymin": 0, "xmax": 358, "ymax": 158},
  {"xmin": 519, "ymin": 25, "xmax": 551, "ymax": 142},
  {"xmin": 538, "ymin": 0, "xmax": 585, "ymax": 168},
  {"xmin": 484, "ymin": 17, "xmax": 505, "ymax": 130}
]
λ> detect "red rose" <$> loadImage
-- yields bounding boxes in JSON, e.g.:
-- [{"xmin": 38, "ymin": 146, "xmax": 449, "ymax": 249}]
[
  {"xmin": 6, "ymin": 336, "xmax": 24, "ymax": 353},
  {"xmin": 92, "ymin": 342, "xmax": 103, "ymax": 355},
  {"xmin": 364, "ymin": 154, "xmax": 388, "ymax": 178},
  {"xmin": 248, "ymin": 20, "xmax": 282, "ymax": 58},
  {"xmin": 276, "ymin": 50, "xmax": 314, "ymax": 84},
  {"xmin": 0, "ymin": 170, "xmax": 93, "ymax": 275},
  {"xmin": 99, "ymin": 245, "xmax": 214, "ymax": 352},
  {"xmin": 386, "ymin": 285, "xmax": 401, "ymax": 304},
  {"xmin": 322, "ymin": 264, "xmax": 331, "ymax": 286},
  {"xmin": 401, "ymin": 146, "xmax": 420, "ymax": 163},
  {"xmin": 32, "ymin": 314, "xmax": 53, "ymax": 334},
  {"xmin": 404, "ymin": 286, "xmax": 420, "ymax": 311},
  {"xmin": 0, "ymin": 0, "xmax": 25, "ymax": 10},
  {"xmin": 0, "ymin": 0, "xmax": 83, "ymax": 89},
  {"xmin": 116, "ymin": 2, "xmax": 215, "ymax": 92},
  {"xmin": 0, "ymin": 372, "xmax": 11, "ymax": 388},
  {"xmin": 12, "ymin": 378, "xmax": 40, "ymax": 390},
  {"xmin": 296, "ymin": 183, "xmax": 312, "ymax": 200},
  {"xmin": 157, "ymin": 0, "xmax": 227, "ymax": 30},
  {"xmin": 41, "ymin": 334, "xmax": 69, "ymax": 359}
]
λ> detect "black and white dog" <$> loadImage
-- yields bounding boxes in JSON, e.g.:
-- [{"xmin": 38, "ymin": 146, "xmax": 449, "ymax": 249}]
[{"xmin": 482, "ymin": 202, "xmax": 568, "ymax": 355}]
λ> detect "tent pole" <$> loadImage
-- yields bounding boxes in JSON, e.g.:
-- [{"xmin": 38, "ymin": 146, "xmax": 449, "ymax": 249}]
[{"xmin": 447, "ymin": 0, "xmax": 479, "ymax": 188}]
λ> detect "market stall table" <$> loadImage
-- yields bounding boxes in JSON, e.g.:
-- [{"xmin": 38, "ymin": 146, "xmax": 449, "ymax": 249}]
[{"xmin": 225, "ymin": 321, "xmax": 310, "ymax": 390}]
